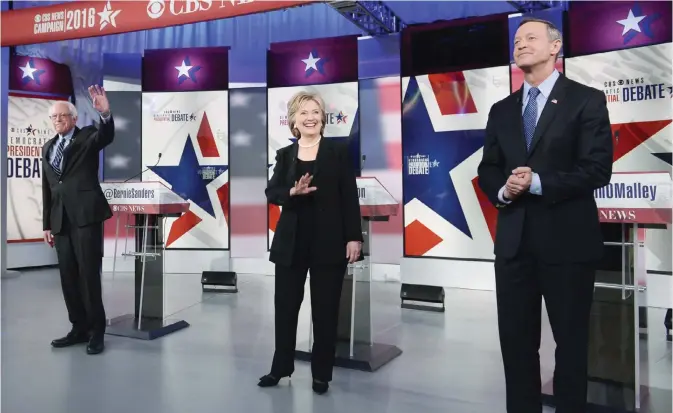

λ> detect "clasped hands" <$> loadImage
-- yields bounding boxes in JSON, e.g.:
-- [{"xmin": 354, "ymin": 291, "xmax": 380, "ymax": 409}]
[
  {"xmin": 288, "ymin": 173, "xmax": 361, "ymax": 263},
  {"xmin": 504, "ymin": 166, "xmax": 533, "ymax": 200}
]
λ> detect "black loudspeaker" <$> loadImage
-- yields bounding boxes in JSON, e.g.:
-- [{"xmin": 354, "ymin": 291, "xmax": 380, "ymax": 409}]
[
  {"xmin": 201, "ymin": 271, "xmax": 238, "ymax": 293},
  {"xmin": 400, "ymin": 283, "xmax": 445, "ymax": 312}
]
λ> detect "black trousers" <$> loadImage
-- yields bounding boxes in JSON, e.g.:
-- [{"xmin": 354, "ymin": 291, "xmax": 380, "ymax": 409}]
[
  {"xmin": 271, "ymin": 263, "xmax": 346, "ymax": 381},
  {"xmin": 53, "ymin": 211, "xmax": 106, "ymax": 336},
  {"xmin": 495, "ymin": 221, "xmax": 596, "ymax": 413}
]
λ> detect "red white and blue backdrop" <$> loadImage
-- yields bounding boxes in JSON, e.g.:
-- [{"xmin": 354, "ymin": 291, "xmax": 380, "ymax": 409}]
[
  {"xmin": 140, "ymin": 47, "xmax": 230, "ymax": 250},
  {"xmin": 401, "ymin": 15, "xmax": 511, "ymax": 260},
  {"xmin": 266, "ymin": 35, "xmax": 361, "ymax": 250},
  {"xmin": 7, "ymin": 55, "xmax": 73, "ymax": 243},
  {"xmin": 564, "ymin": 1, "xmax": 672, "ymax": 274},
  {"xmin": 401, "ymin": 1, "xmax": 672, "ymax": 277}
]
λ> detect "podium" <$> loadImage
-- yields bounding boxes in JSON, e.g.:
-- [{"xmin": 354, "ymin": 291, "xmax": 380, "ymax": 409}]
[
  {"xmin": 100, "ymin": 181, "xmax": 191, "ymax": 340},
  {"xmin": 542, "ymin": 172, "xmax": 672, "ymax": 413},
  {"xmin": 295, "ymin": 177, "xmax": 403, "ymax": 372}
]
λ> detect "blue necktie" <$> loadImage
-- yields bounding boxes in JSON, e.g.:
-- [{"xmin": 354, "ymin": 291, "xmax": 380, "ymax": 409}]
[
  {"xmin": 51, "ymin": 137, "xmax": 67, "ymax": 176},
  {"xmin": 523, "ymin": 87, "xmax": 540, "ymax": 151}
]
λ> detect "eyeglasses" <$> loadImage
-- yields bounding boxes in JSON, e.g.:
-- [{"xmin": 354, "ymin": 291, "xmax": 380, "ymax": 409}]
[{"xmin": 49, "ymin": 113, "xmax": 72, "ymax": 120}]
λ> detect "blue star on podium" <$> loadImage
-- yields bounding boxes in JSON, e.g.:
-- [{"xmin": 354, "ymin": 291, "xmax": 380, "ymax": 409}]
[
  {"xmin": 149, "ymin": 136, "xmax": 227, "ymax": 218},
  {"xmin": 402, "ymin": 76, "xmax": 485, "ymax": 239}
]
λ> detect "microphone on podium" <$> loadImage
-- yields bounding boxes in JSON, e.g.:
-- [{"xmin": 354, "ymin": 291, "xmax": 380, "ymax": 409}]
[{"xmin": 122, "ymin": 153, "xmax": 162, "ymax": 183}]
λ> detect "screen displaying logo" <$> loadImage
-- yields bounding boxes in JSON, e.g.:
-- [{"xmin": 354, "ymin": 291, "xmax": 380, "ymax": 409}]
[
  {"xmin": 153, "ymin": 109, "xmax": 197, "ymax": 122},
  {"xmin": 406, "ymin": 153, "xmax": 440, "ymax": 176}
]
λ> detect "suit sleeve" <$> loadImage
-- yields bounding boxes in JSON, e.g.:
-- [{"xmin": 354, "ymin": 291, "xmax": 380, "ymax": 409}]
[
  {"xmin": 477, "ymin": 104, "xmax": 508, "ymax": 207},
  {"xmin": 42, "ymin": 160, "xmax": 51, "ymax": 231},
  {"xmin": 92, "ymin": 114, "xmax": 115, "ymax": 151},
  {"xmin": 339, "ymin": 145, "xmax": 363, "ymax": 243},
  {"xmin": 265, "ymin": 149, "xmax": 295, "ymax": 208},
  {"xmin": 537, "ymin": 90, "xmax": 613, "ymax": 204}
]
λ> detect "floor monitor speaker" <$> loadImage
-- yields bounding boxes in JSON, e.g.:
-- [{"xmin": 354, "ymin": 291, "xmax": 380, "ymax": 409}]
[
  {"xmin": 400, "ymin": 283, "xmax": 445, "ymax": 312},
  {"xmin": 201, "ymin": 271, "xmax": 238, "ymax": 293}
]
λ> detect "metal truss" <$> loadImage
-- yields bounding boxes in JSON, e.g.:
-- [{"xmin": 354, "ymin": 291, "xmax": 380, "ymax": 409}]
[
  {"xmin": 507, "ymin": 1, "xmax": 568, "ymax": 12},
  {"xmin": 328, "ymin": 1, "xmax": 405, "ymax": 36}
]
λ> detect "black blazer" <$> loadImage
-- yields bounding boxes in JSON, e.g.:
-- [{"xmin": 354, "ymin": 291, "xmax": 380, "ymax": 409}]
[
  {"xmin": 477, "ymin": 74, "xmax": 613, "ymax": 263},
  {"xmin": 42, "ymin": 117, "xmax": 115, "ymax": 234},
  {"xmin": 266, "ymin": 138, "xmax": 363, "ymax": 267}
]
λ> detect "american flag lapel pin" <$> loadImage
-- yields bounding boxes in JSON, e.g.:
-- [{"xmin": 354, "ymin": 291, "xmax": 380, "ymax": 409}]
[{"xmin": 551, "ymin": 99, "xmax": 558, "ymax": 104}]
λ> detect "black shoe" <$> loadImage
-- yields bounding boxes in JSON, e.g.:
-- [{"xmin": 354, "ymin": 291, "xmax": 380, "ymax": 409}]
[
  {"xmin": 257, "ymin": 373, "xmax": 290, "ymax": 387},
  {"xmin": 86, "ymin": 335, "xmax": 105, "ymax": 355},
  {"xmin": 312, "ymin": 379, "xmax": 329, "ymax": 394},
  {"xmin": 51, "ymin": 331, "xmax": 89, "ymax": 348}
]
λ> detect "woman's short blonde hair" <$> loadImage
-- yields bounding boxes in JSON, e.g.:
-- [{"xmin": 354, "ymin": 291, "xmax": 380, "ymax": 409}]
[{"xmin": 286, "ymin": 91, "xmax": 327, "ymax": 138}]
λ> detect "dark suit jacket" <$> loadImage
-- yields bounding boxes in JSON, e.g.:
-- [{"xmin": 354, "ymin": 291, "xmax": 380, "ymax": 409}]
[
  {"xmin": 477, "ymin": 74, "xmax": 613, "ymax": 263},
  {"xmin": 42, "ymin": 117, "xmax": 115, "ymax": 234},
  {"xmin": 266, "ymin": 138, "xmax": 363, "ymax": 267}
]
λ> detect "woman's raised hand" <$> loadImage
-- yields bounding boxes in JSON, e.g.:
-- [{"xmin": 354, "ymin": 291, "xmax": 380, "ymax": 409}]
[{"xmin": 290, "ymin": 173, "xmax": 317, "ymax": 196}]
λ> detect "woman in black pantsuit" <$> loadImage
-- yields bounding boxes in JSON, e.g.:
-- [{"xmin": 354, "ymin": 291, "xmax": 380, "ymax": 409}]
[{"xmin": 258, "ymin": 91, "xmax": 363, "ymax": 394}]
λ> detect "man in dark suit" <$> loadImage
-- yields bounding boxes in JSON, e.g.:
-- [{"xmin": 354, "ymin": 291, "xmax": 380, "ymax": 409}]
[
  {"xmin": 42, "ymin": 85, "xmax": 114, "ymax": 355},
  {"xmin": 477, "ymin": 18, "xmax": 613, "ymax": 413}
]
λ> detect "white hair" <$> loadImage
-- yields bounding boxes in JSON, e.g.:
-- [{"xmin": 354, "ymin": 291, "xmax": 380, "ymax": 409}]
[{"xmin": 49, "ymin": 101, "xmax": 78, "ymax": 118}]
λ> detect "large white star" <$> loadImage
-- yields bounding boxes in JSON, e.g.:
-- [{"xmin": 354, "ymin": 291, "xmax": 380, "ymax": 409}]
[
  {"xmin": 20, "ymin": 62, "xmax": 37, "ymax": 79},
  {"xmin": 98, "ymin": 1, "xmax": 121, "ymax": 31},
  {"xmin": 617, "ymin": 9, "xmax": 646, "ymax": 36},
  {"xmin": 301, "ymin": 52, "xmax": 320, "ymax": 72},
  {"xmin": 175, "ymin": 60, "xmax": 192, "ymax": 78}
]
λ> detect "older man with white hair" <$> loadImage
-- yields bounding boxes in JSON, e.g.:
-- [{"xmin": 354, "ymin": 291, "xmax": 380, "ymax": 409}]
[{"xmin": 42, "ymin": 85, "xmax": 114, "ymax": 355}]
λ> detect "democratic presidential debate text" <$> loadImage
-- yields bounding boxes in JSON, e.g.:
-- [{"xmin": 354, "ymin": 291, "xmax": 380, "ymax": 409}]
[
  {"xmin": 7, "ymin": 135, "xmax": 48, "ymax": 179},
  {"xmin": 602, "ymin": 73, "xmax": 672, "ymax": 105}
]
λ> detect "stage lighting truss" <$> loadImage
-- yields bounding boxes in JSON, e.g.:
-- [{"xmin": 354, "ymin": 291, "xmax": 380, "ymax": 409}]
[
  {"xmin": 507, "ymin": 0, "xmax": 568, "ymax": 12},
  {"xmin": 328, "ymin": 1, "xmax": 406, "ymax": 35}
]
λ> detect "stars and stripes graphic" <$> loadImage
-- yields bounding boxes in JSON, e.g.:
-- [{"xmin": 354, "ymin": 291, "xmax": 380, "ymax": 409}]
[
  {"xmin": 141, "ymin": 91, "xmax": 229, "ymax": 250},
  {"xmin": 402, "ymin": 67, "xmax": 510, "ymax": 259}
]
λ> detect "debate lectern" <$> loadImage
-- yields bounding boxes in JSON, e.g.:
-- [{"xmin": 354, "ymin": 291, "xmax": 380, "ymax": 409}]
[
  {"xmin": 100, "ymin": 181, "xmax": 191, "ymax": 340},
  {"xmin": 295, "ymin": 177, "xmax": 403, "ymax": 372},
  {"xmin": 542, "ymin": 172, "xmax": 672, "ymax": 413}
]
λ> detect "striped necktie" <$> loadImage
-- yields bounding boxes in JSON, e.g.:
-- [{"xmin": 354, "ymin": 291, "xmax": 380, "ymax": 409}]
[
  {"xmin": 523, "ymin": 87, "xmax": 540, "ymax": 151},
  {"xmin": 51, "ymin": 137, "xmax": 67, "ymax": 176}
]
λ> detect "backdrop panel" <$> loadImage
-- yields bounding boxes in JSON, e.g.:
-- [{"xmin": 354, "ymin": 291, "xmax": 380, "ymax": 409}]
[
  {"xmin": 266, "ymin": 35, "xmax": 360, "ymax": 250},
  {"xmin": 102, "ymin": 91, "xmax": 142, "ymax": 262},
  {"xmin": 567, "ymin": 1, "xmax": 671, "ymax": 57},
  {"xmin": 401, "ymin": 15, "xmax": 510, "ymax": 261},
  {"xmin": 565, "ymin": 42, "xmax": 672, "ymax": 274},
  {"xmin": 141, "ymin": 46, "xmax": 230, "ymax": 250},
  {"xmin": 6, "ymin": 95, "xmax": 65, "ymax": 242},
  {"xmin": 6, "ymin": 55, "xmax": 72, "ymax": 244},
  {"xmin": 508, "ymin": 8, "xmax": 565, "ymax": 92}
]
